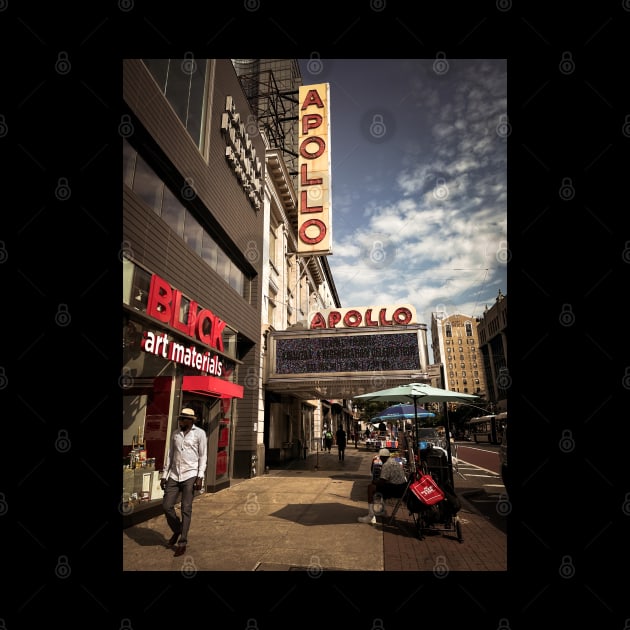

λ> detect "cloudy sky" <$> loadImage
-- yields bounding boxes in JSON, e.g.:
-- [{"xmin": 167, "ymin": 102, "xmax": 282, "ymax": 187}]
[{"xmin": 298, "ymin": 58, "xmax": 507, "ymax": 360}]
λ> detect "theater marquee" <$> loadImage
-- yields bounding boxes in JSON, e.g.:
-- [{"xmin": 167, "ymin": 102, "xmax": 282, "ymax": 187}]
[
  {"xmin": 308, "ymin": 304, "xmax": 417, "ymax": 329},
  {"xmin": 298, "ymin": 83, "xmax": 332, "ymax": 255}
]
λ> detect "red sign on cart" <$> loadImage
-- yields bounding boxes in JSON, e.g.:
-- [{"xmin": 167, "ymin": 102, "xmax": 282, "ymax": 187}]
[{"xmin": 409, "ymin": 475, "xmax": 445, "ymax": 506}]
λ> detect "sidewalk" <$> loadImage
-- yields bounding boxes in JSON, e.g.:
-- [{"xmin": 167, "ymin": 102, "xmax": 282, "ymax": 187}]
[{"xmin": 122, "ymin": 446, "xmax": 507, "ymax": 571}]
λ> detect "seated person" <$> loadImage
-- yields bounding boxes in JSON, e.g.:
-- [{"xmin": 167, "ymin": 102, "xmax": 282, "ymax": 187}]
[{"xmin": 358, "ymin": 448, "xmax": 407, "ymax": 524}]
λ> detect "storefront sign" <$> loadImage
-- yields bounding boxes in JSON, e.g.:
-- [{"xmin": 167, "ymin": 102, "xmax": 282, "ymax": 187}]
[
  {"xmin": 146, "ymin": 274, "xmax": 226, "ymax": 351},
  {"xmin": 298, "ymin": 83, "xmax": 332, "ymax": 255},
  {"xmin": 221, "ymin": 95, "xmax": 263, "ymax": 212},
  {"xmin": 141, "ymin": 331, "xmax": 224, "ymax": 375},
  {"xmin": 309, "ymin": 304, "xmax": 417, "ymax": 329}
]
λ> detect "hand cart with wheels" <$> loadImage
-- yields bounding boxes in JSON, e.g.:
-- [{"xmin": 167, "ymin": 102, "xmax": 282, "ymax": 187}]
[{"xmin": 389, "ymin": 437, "xmax": 464, "ymax": 543}]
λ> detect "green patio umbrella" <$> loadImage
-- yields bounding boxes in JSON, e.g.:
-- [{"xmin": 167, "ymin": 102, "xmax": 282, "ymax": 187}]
[{"xmin": 354, "ymin": 383, "xmax": 478, "ymax": 481}]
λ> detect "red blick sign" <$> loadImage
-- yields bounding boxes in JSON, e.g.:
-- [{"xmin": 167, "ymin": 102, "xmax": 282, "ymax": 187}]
[
  {"xmin": 146, "ymin": 273, "xmax": 226, "ymax": 351},
  {"xmin": 298, "ymin": 83, "xmax": 332, "ymax": 255}
]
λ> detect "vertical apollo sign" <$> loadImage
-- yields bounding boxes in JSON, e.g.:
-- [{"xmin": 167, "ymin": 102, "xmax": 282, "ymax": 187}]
[{"xmin": 298, "ymin": 83, "xmax": 332, "ymax": 255}]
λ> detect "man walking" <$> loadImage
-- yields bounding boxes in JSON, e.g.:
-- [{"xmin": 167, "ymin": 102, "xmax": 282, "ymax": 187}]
[
  {"xmin": 160, "ymin": 407, "xmax": 207, "ymax": 557},
  {"xmin": 336, "ymin": 425, "xmax": 347, "ymax": 461}
]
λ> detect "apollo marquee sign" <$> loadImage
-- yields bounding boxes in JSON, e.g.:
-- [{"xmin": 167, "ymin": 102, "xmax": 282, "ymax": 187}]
[{"xmin": 308, "ymin": 304, "xmax": 417, "ymax": 329}]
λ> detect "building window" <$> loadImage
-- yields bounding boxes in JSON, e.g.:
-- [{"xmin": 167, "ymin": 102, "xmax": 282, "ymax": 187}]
[
  {"xmin": 143, "ymin": 58, "xmax": 209, "ymax": 150},
  {"xmin": 123, "ymin": 139, "xmax": 251, "ymax": 300},
  {"xmin": 161, "ymin": 186, "xmax": 185, "ymax": 234},
  {"xmin": 465, "ymin": 322, "xmax": 473, "ymax": 336},
  {"xmin": 269, "ymin": 226, "xmax": 278, "ymax": 268},
  {"xmin": 131, "ymin": 151, "xmax": 164, "ymax": 212},
  {"xmin": 445, "ymin": 323, "xmax": 452, "ymax": 337},
  {"xmin": 201, "ymin": 232, "xmax": 219, "ymax": 269},
  {"xmin": 183, "ymin": 214, "xmax": 203, "ymax": 256},
  {"xmin": 268, "ymin": 296, "xmax": 277, "ymax": 327}
]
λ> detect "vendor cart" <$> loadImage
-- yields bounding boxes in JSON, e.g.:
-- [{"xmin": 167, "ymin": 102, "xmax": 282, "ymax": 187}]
[{"xmin": 389, "ymin": 437, "xmax": 463, "ymax": 543}]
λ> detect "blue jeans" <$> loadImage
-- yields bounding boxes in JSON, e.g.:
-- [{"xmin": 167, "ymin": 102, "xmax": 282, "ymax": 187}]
[{"xmin": 162, "ymin": 477, "xmax": 196, "ymax": 545}]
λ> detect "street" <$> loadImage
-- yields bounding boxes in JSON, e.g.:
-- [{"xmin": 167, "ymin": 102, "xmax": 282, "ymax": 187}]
[{"xmin": 452, "ymin": 441, "xmax": 508, "ymax": 534}]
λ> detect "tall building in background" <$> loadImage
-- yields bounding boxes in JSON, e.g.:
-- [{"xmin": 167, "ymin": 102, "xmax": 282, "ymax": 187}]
[
  {"xmin": 430, "ymin": 311, "xmax": 488, "ymax": 402},
  {"xmin": 476, "ymin": 290, "xmax": 508, "ymax": 412}
]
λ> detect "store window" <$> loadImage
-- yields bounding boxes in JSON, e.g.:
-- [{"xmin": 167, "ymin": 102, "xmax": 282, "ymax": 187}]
[{"xmin": 129, "ymin": 265, "xmax": 151, "ymax": 313}]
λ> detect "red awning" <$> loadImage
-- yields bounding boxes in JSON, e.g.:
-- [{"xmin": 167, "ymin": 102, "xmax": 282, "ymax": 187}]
[{"xmin": 182, "ymin": 375, "xmax": 244, "ymax": 399}]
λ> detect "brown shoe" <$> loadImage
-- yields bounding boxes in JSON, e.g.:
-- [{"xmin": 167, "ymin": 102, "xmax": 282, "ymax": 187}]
[
  {"xmin": 167, "ymin": 532, "xmax": 180, "ymax": 547},
  {"xmin": 173, "ymin": 544, "xmax": 186, "ymax": 557}
]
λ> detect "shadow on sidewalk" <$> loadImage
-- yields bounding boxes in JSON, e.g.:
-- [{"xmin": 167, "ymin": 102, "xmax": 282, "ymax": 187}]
[
  {"xmin": 270, "ymin": 502, "xmax": 367, "ymax": 526},
  {"xmin": 124, "ymin": 526, "xmax": 171, "ymax": 548}
]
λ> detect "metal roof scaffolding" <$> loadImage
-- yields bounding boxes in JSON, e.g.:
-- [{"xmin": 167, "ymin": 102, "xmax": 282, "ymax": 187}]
[{"xmin": 232, "ymin": 59, "xmax": 302, "ymax": 183}]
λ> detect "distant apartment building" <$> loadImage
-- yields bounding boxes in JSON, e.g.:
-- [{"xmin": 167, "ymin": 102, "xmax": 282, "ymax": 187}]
[
  {"xmin": 430, "ymin": 311, "xmax": 488, "ymax": 401},
  {"xmin": 476, "ymin": 290, "xmax": 508, "ymax": 412}
]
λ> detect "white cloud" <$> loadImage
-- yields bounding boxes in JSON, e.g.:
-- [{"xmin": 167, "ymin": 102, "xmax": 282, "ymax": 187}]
[{"xmin": 318, "ymin": 59, "xmax": 507, "ymax": 359}]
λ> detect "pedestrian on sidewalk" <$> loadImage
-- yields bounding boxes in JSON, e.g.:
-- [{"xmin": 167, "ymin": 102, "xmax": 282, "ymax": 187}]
[
  {"xmin": 160, "ymin": 408, "xmax": 207, "ymax": 557},
  {"xmin": 324, "ymin": 429, "xmax": 333, "ymax": 453},
  {"xmin": 358, "ymin": 448, "xmax": 407, "ymax": 524},
  {"xmin": 336, "ymin": 425, "xmax": 347, "ymax": 461}
]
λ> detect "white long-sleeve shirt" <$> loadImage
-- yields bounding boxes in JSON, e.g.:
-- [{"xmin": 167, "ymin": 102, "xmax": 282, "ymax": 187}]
[{"xmin": 161, "ymin": 424, "xmax": 207, "ymax": 482}]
